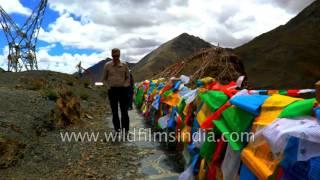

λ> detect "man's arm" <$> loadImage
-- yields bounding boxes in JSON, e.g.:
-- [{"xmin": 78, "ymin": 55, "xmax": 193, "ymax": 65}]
[
  {"xmin": 102, "ymin": 64, "xmax": 108, "ymax": 83},
  {"xmin": 124, "ymin": 63, "xmax": 130, "ymax": 87},
  {"xmin": 124, "ymin": 63, "xmax": 130, "ymax": 81},
  {"xmin": 130, "ymin": 73, "xmax": 134, "ymax": 87}
]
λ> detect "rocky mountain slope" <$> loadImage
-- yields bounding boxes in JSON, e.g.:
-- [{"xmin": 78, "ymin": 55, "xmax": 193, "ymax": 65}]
[
  {"xmin": 132, "ymin": 33, "xmax": 214, "ymax": 81},
  {"xmin": 235, "ymin": 0, "xmax": 320, "ymax": 89}
]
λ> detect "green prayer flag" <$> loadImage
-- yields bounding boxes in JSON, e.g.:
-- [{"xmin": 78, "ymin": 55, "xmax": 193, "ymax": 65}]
[
  {"xmin": 279, "ymin": 98, "xmax": 316, "ymax": 118},
  {"xmin": 135, "ymin": 88, "xmax": 144, "ymax": 107},
  {"xmin": 178, "ymin": 99, "xmax": 186, "ymax": 114},
  {"xmin": 163, "ymin": 89, "xmax": 173, "ymax": 97},
  {"xmin": 214, "ymin": 106, "xmax": 254, "ymax": 151},
  {"xmin": 200, "ymin": 128, "xmax": 217, "ymax": 162},
  {"xmin": 279, "ymin": 90, "xmax": 288, "ymax": 95},
  {"xmin": 199, "ymin": 91, "xmax": 228, "ymax": 111}
]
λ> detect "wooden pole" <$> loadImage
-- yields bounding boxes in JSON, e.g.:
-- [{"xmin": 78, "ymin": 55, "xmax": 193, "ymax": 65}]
[{"xmin": 316, "ymin": 80, "xmax": 320, "ymax": 102}]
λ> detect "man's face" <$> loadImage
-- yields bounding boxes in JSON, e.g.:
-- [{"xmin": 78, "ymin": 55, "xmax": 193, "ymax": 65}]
[{"xmin": 112, "ymin": 51, "xmax": 120, "ymax": 61}]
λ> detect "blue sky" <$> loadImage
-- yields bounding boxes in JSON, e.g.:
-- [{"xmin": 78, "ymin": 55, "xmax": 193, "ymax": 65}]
[
  {"xmin": 0, "ymin": 0, "xmax": 100, "ymax": 72},
  {"xmin": 0, "ymin": 0, "xmax": 98, "ymax": 56},
  {"xmin": 0, "ymin": 0, "xmax": 315, "ymax": 73}
]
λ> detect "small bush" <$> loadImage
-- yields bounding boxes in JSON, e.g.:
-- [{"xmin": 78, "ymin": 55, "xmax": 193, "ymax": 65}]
[
  {"xmin": 80, "ymin": 92, "xmax": 89, "ymax": 100},
  {"xmin": 44, "ymin": 89, "xmax": 58, "ymax": 101},
  {"xmin": 63, "ymin": 88, "xmax": 75, "ymax": 97},
  {"xmin": 52, "ymin": 87, "xmax": 81, "ymax": 128},
  {"xmin": 66, "ymin": 80, "xmax": 74, "ymax": 86},
  {"xmin": 27, "ymin": 79, "xmax": 46, "ymax": 90},
  {"xmin": 83, "ymin": 80, "xmax": 91, "ymax": 88}
]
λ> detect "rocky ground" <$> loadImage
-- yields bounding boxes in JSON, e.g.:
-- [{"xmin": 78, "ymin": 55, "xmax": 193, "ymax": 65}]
[{"xmin": 0, "ymin": 70, "xmax": 183, "ymax": 179}]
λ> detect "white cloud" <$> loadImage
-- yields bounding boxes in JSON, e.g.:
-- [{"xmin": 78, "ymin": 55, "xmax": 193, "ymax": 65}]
[
  {"xmin": 42, "ymin": 0, "xmax": 304, "ymax": 50},
  {"xmin": 36, "ymin": 47, "xmax": 107, "ymax": 73},
  {"xmin": 0, "ymin": 46, "xmax": 9, "ymax": 70},
  {"xmin": 38, "ymin": 13, "xmax": 117, "ymax": 51},
  {"xmin": 0, "ymin": 0, "xmax": 31, "ymax": 15},
  {"xmin": 259, "ymin": 0, "xmax": 315, "ymax": 14}
]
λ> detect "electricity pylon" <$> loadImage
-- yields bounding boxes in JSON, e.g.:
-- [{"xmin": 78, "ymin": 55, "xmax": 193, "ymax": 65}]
[{"xmin": 0, "ymin": 0, "xmax": 48, "ymax": 72}]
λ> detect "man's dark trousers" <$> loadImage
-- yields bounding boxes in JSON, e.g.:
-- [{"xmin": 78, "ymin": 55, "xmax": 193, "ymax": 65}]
[{"xmin": 108, "ymin": 87, "xmax": 129, "ymax": 133}]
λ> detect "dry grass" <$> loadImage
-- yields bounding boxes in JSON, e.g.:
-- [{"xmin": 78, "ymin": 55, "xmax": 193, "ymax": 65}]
[
  {"xmin": 153, "ymin": 48, "xmax": 245, "ymax": 85},
  {"xmin": 19, "ymin": 76, "xmax": 47, "ymax": 90},
  {"xmin": 51, "ymin": 87, "xmax": 81, "ymax": 128},
  {"xmin": 0, "ymin": 137, "xmax": 25, "ymax": 169}
]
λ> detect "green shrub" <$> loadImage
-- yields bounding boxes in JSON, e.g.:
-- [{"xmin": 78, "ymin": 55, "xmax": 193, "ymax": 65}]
[
  {"xmin": 80, "ymin": 92, "xmax": 89, "ymax": 100},
  {"xmin": 66, "ymin": 80, "xmax": 74, "ymax": 86},
  {"xmin": 83, "ymin": 80, "xmax": 91, "ymax": 88},
  {"xmin": 44, "ymin": 89, "xmax": 58, "ymax": 101}
]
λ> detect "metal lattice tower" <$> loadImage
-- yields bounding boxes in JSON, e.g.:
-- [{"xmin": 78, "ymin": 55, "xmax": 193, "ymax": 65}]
[{"xmin": 0, "ymin": 0, "xmax": 48, "ymax": 72}]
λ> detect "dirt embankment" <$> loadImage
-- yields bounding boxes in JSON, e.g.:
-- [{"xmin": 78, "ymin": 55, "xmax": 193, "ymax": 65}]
[{"xmin": 0, "ymin": 71, "xmax": 149, "ymax": 179}]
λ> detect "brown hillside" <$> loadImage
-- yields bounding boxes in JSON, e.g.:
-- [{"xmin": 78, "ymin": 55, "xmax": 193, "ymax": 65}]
[
  {"xmin": 235, "ymin": 0, "xmax": 320, "ymax": 89},
  {"xmin": 132, "ymin": 33, "xmax": 214, "ymax": 81}
]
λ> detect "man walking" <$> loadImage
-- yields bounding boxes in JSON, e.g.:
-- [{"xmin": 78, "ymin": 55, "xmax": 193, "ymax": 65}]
[{"xmin": 102, "ymin": 48, "xmax": 130, "ymax": 135}]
